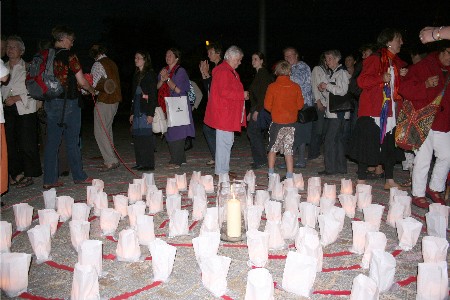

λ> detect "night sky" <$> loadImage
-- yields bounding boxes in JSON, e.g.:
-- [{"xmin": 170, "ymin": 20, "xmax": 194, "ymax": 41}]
[{"xmin": 2, "ymin": 0, "xmax": 450, "ymax": 87}]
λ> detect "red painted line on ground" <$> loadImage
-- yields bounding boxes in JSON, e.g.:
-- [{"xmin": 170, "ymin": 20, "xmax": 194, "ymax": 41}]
[
  {"xmin": 221, "ymin": 295, "xmax": 234, "ymax": 300},
  {"xmin": 189, "ymin": 220, "xmax": 199, "ymax": 230},
  {"xmin": 106, "ymin": 235, "xmax": 117, "ymax": 242},
  {"xmin": 103, "ymin": 254, "xmax": 116, "ymax": 260},
  {"xmin": 323, "ymin": 251, "xmax": 353, "ymax": 257},
  {"xmin": 88, "ymin": 215, "xmax": 97, "ymax": 222},
  {"xmin": 322, "ymin": 264, "xmax": 361, "ymax": 272},
  {"xmin": 412, "ymin": 213, "xmax": 425, "ymax": 221},
  {"xmin": 56, "ymin": 222, "xmax": 64, "ymax": 230},
  {"xmin": 155, "ymin": 233, "xmax": 166, "ymax": 237},
  {"xmin": 110, "ymin": 281, "xmax": 162, "ymax": 300},
  {"xmin": 397, "ymin": 276, "xmax": 417, "ymax": 287},
  {"xmin": 159, "ymin": 219, "xmax": 169, "ymax": 229},
  {"xmin": 45, "ymin": 260, "xmax": 74, "ymax": 272},
  {"xmin": 222, "ymin": 244, "xmax": 247, "ymax": 248},
  {"xmin": 12, "ymin": 230, "xmax": 21, "ymax": 239},
  {"xmin": 145, "ymin": 256, "xmax": 152, "ymax": 261},
  {"xmin": 20, "ymin": 292, "xmax": 64, "ymax": 300},
  {"xmin": 268, "ymin": 254, "xmax": 287, "ymax": 259},
  {"xmin": 314, "ymin": 290, "xmax": 351, "ymax": 296},
  {"xmin": 181, "ymin": 204, "xmax": 193, "ymax": 209},
  {"xmin": 168, "ymin": 243, "xmax": 193, "ymax": 247},
  {"xmin": 392, "ymin": 249, "xmax": 402, "ymax": 257}
]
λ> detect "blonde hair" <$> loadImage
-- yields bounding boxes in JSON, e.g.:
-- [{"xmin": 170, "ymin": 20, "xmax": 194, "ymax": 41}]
[{"xmin": 274, "ymin": 60, "xmax": 291, "ymax": 76}]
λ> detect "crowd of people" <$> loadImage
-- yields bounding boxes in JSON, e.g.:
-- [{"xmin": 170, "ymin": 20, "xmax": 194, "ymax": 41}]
[{"xmin": 1, "ymin": 25, "xmax": 449, "ymax": 209}]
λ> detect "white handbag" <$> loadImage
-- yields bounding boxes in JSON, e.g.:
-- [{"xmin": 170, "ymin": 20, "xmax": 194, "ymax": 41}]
[
  {"xmin": 164, "ymin": 96, "xmax": 190, "ymax": 127},
  {"xmin": 152, "ymin": 106, "xmax": 167, "ymax": 134}
]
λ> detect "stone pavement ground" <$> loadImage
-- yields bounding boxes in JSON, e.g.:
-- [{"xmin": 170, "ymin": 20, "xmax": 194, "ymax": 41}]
[{"xmin": 0, "ymin": 114, "xmax": 446, "ymax": 299}]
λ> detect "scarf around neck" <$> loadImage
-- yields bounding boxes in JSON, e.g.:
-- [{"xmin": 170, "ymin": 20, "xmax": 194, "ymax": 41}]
[
  {"xmin": 157, "ymin": 64, "xmax": 179, "ymax": 113},
  {"xmin": 379, "ymin": 48, "xmax": 401, "ymax": 101}
]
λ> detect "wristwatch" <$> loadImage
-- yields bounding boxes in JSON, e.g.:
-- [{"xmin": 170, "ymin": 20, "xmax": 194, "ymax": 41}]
[{"xmin": 166, "ymin": 78, "xmax": 171, "ymax": 83}]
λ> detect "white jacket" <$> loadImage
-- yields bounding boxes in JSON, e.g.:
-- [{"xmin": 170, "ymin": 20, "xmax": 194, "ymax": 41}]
[
  {"xmin": 321, "ymin": 64, "xmax": 350, "ymax": 119},
  {"xmin": 1, "ymin": 59, "xmax": 37, "ymax": 115}
]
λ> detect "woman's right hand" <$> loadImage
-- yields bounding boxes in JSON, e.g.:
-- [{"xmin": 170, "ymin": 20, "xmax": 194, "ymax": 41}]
[
  {"xmin": 425, "ymin": 75, "xmax": 439, "ymax": 88},
  {"xmin": 382, "ymin": 72, "xmax": 391, "ymax": 83},
  {"xmin": 129, "ymin": 115, "xmax": 134, "ymax": 124}
]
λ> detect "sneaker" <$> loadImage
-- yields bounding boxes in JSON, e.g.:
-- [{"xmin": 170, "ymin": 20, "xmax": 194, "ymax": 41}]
[{"xmin": 206, "ymin": 159, "xmax": 215, "ymax": 166}]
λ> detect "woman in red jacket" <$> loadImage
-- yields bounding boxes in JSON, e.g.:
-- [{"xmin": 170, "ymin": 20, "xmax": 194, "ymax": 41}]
[
  {"xmin": 399, "ymin": 42, "xmax": 450, "ymax": 208},
  {"xmin": 348, "ymin": 28, "xmax": 408, "ymax": 189}
]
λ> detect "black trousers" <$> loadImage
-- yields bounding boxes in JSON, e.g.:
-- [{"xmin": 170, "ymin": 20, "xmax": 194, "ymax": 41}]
[
  {"xmin": 323, "ymin": 118, "xmax": 348, "ymax": 174},
  {"xmin": 133, "ymin": 135, "xmax": 155, "ymax": 168},
  {"xmin": 4, "ymin": 108, "xmax": 42, "ymax": 178},
  {"xmin": 247, "ymin": 117, "xmax": 267, "ymax": 165},
  {"xmin": 168, "ymin": 138, "xmax": 186, "ymax": 165}
]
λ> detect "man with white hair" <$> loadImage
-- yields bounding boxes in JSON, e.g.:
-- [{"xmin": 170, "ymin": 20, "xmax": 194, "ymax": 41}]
[{"xmin": 204, "ymin": 46, "xmax": 248, "ymax": 177}]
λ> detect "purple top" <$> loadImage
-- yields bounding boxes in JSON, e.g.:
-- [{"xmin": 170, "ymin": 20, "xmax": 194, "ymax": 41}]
[{"xmin": 158, "ymin": 66, "xmax": 195, "ymax": 141}]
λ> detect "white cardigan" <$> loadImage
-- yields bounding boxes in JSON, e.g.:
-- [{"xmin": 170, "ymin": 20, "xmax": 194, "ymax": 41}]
[{"xmin": 321, "ymin": 64, "xmax": 350, "ymax": 119}]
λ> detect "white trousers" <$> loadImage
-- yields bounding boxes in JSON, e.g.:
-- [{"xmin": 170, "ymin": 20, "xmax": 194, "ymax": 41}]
[
  {"xmin": 94, "ymin": 102, "xmax": 119, "ymax": 165},
  {"xmin": 412, "ymin": 130, "xmax": 450, "ymax": 197}
]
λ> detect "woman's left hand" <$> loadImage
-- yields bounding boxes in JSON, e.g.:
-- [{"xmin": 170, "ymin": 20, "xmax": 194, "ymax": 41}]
[
  {"xmin": 399, "ymin": 68, "xmax": 408, "ymax": 77},
  {"xmin": 252, "ymin": 111, "xmax": 259, "ymax": 122},
  {"xmin": 244, "ymin": 91, "xmax": 249, "ymax": 100},
  {"xmin": 146, "ymin": 115, "xmax": 154, "ymax": 124}
]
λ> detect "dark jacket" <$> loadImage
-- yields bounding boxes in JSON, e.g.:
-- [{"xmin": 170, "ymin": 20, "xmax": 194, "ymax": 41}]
[
  {"xmin": 249, "ymin": 67, "xmax": 274, "ymax": 112},
  {"xmin": 131, "ymin": 70, "xmax": 157, "ymax": 117}
]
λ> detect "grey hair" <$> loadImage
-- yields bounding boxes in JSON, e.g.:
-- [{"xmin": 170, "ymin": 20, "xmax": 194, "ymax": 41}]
[
  {"xmin": 224, "ymin": 45, "xmax": 243, "ymax": 60},
  {"xmin": 324, "ymin": 49, "xmax": 341, "ymax": 61},
  {"xmin": 6, "ymin": 35, "xmax": 25, "ymax": 53}
]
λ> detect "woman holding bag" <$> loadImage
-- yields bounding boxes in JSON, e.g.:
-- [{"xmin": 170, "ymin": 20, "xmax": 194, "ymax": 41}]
[
  {"xmin": 129, "ymin": 50, "xmax": 157, "ymax": 171},
  {"xmin": 348, "ymin": 28, "xmax": 408, "ymax": 190},
  {"xmin": 157, "ymin": 48, "xmax": 195, "ymax": 169},
  {"xmin": 399, "ymin": 42, "xmax": 450, "ymax": 208}
]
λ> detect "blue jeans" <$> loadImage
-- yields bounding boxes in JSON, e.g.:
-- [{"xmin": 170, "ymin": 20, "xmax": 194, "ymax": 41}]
[
  {"xmin": 247, "ymin": 117, "xmax": 267, "ymax": 165},
  {"xmin": 203, "ymin": 124, "xmax": 216, "ymax": 160},
  {"xmin": 215, "ymin": 129, "xmax": 234, "ymax": 175},
  {"xmin": 44, "ymin": 98, "xmax": 87, "ymax": 184}
]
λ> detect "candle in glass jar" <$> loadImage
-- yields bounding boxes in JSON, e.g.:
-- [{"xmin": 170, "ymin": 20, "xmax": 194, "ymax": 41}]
[{"xmin": 227, "ymin": 197, "xmax": 241, "ymax": 238}]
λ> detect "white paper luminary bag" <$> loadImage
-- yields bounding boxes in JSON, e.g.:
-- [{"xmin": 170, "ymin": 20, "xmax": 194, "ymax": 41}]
[
  {"xmin": 200, "ymin": 207, "xmax": 220, "ymax": 235},
  {"xmin": 361, "ymin": 231, "xmax": 387, "ymax": 269},
  {"xmin": 192, "ymin": 232, "xmax": 220, "ymax": 266},
  {"xmin": 306, "ymin": 185, "xmax": 321, "ymax": 206},
  {"xmin": 350, "ymin": 221, "xmax": 377, "ymax": 255},
  {"xmin": 127, "ymin": 201, "xmax": 146, "ymax": 229},
  {"xmin": 393, "ymin": 195, "xmax": 411, "ymax": 218},
  {"xmin": 244, "ymin": 170, "xmax": 256, "ymax": 194},
  {"xmin": 425, "ymin": 211, "xmax": 447, "ymax": 238},
  {"xmin": 38, "ymin": 209, "xmax": 60, "ymax": 237},
  {"xmin": 318, "ymin": 214, "xmax": 340, "ymax": 247},
  {"xmin": 92, "ymin": 179, "xmax": 104, "ymax": 192},
  {"xmin": 69, "ymin": 220, "xmax": 90, "ymax": 252},
  {"xmin": 100, "ymin": 208, "xmax": 121, "ymax": 235},
  {"xmin": 86, "ymin": 186, "xmax": 98, "ymax": 207},
  {"xmin": 267, "ymin": 173, "xmax": 280, "ymax": 192},
  {"xmin": 71, "ymin": 263, "xmax": 100, "ymax": 300},
  {"xmin": 169, "ymin": 209, "xmax": 189, "ymax": 237},
  {"xmin": 421, "ymin": 235, "xmax": 448, "ymax": 263},
  {"xmin": 175, "ymin": 173, "xmax": 188, "ymax": 191},
  {"xmin": 295, "ymin": 226, "xmax": 319, "ymax": 251},
  {"xmin": 93, "ymin": 192, "xmax": 108, "ymax": 217},
  {"xmin": 416, "ymin": 261, "xmax": 448, "ymax": 300},
  {"xmin": 200, "ymin": 255, "xmax": 231, "ymax": 298},
  {"xmin": 201, "ymin": 175, "xmax": 215, "ymax": 193},
  {"xmin": 363, "ymin": 204, "xmax": 385, "ymax": 231},
  {"xmin": 264, "ymin": 200, "xmax": 282, "ymax": 222},
  {"xmin": 319, "ymin": 197, "xmax": 335, "ymax": 215},
  {"xmin": 299, "ymin": 202, "xmax": 319, "ymax": 228},
  {"xmin": 0, "ymin": 221, "xmax": 12, "ymax": 253},
  {"xmin": 147, "ymin": 190, "xmax": 163, "ymax": 214},
  {"xmin": 264, "ymin": 220, "xmax": 285, "ymax": 250},
  {"xmin": 78, "ymin": 240, "xmax": 103, "ymax": 277},
  {"xmin": 192, "ymin": 195, "xmax": 207, "ymax": 221},
  {"xmin": 322, "ymin": 183, "xmax": 336, "ymax": 200},
  {"xmin": 245, "ymin": 268, "xmax": 274, "ymax": 300},
  {"xmin": 191, "ymin": 171, "xmax": 202, "ymax": 183},
  {"xmin": 340, "ymin": 178, "xmax": 353, "ymax": 195},
  {"xmin": 388, "ymin": 187, "xmax": 408, "ymax": 207},
  {"xmin": 369, "ymin": 250, "xmax": 396, "ymax": 293},
  {"xmin": 0, "ymin": 252, "xmax": 32, "ymax": 297},
  {"xmin": 307, "ymin": 176, "xmax": 321, "ymax": 192},
  {"xmin": 136, "ymin": 215, "xmax": 155, "ymax": 246},
  {"xmin": 293, "ymin": 173, "xmax": 304, "ymax": 191},
  {"xmin": 188, "ymin": 179, "xmax": 199, "ymax": 199},
  {"xmin": 386, "ymin": 202, "xmax": 404, "ymax": 228},
  {"xmin": 113, "ymin": 195, "xmax": 129, "ymax": 219},
  {"xmin": 338, "ymin": 194, "xmax": 357, "ymax": 218},
  {"xmin": 349, "ymin": 274, "xmax": 379, "ymax": 300},
  {"xmin": 246, "ymin": 205, "xmax": 263, "ymax": 231},
  {"xmin": 116, "ymin": 229, "xmax": 141, "ymax": 262},
  {"xmin": 43, "ymin": 188, "xmax": 57, "ymax": 209},
  {"xmin": 271, "ymin": 180, "xmax": 283, "ymax": 201},
  {"xmin": 128, "ymin": 183, "xmax": 142, "ymax": 204},
  {"xmin": 166, "ymin": 193, "xmax": 181, "ymax": 218},
  {"xmin": 132, "ymin": 179, "xmax": 145, "ymax": 198},
  {"xmin": 148, "ymin": 238, "xmax": 177, "ymax": 282},
  {"xmin": 142, "ymin": 172, "xmax": 155, "ymax": 187},
  {"xmin": 282, "ymin": 252, "xmax": 317, "ymax": 298},
  {"xmin": 396, "ymin": 217, "xmax": 422, "ymax": 251},
  {"xmin": 27, "ymin": 224, "xmax": 52, "ymax": 262},
  {"xmin": 255, "ymin": 190, "xmax": 270, "ymax": 208},
  {"xmin": 281, "ymin": 211, "xmax": 299, "ymax": 240},
  {"xmin": 13, "ymin": 203, "xmax": 33, "ymax": 231},
  {"xmin": 428, "ymin": 203, "xmax": 449, "ymax": 229},
  {"xmin": 246, "ymin": 229, "xmax": 269, "ymax": 268},
  {"xmin": 296, "ymin": 231, "xmax": 323, "ymax": 272},
  {"xmin": 72, "ymin": 203, "xmax": 91, "ymax": 222},
  {"xmin": 284, "ymin": 191, "xmax": 300, "ymax": 215}
]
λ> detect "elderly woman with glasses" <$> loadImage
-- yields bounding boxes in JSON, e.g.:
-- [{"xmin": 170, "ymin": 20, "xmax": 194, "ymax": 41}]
[{"xmin": 1, "ymin": 35, "xmax": 42, "ymax": 188}]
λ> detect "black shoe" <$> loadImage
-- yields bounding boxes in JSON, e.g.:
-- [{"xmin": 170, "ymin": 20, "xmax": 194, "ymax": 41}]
[
  {"xmin": 59, "ymin": 171, "xmax": 70, "ymax": 177},
  {"xmin": 184, "ymin": 138, "xmax": 193, "ymax": 151},
  {"xmin": 318, "ymin": 170, "xmax": 336, "ymax": 175},
  {"xmin": 131, "ymin": 165, "xmax": 141, "ymax": 170},
  {"xmin": 137, "ymin": 166, "xmax": 154, "ymax": 171}
]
